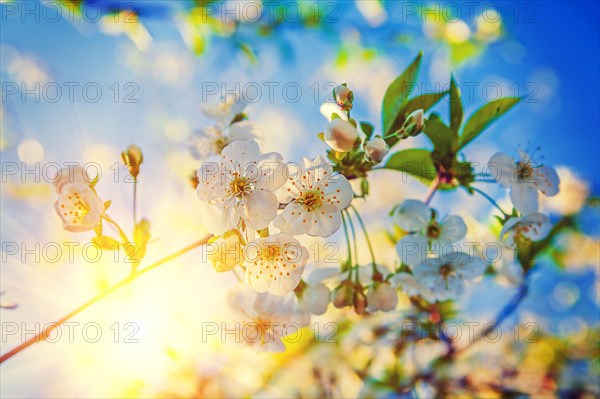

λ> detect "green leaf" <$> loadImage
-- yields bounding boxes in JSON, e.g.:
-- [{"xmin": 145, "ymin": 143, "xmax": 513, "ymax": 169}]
[
  {"xmin": 387, "ymin": 91, "xmax": 448, "ymax": 147},
  {"xmin": 382, "ymin": 52, "xmax": 422, "ymax": 135},
  {"xmin": 360, "ymin": 178, "xmax": 369, "ymax": 196},
  {"xmin": 331, "ymin": 112, "xmax": 342, "ymax": 120},
  {"xmin": 459, "ymin": 97, "xmax": 521, "ymax": 148},
  {"xmin": 360, "ymin": 121, "xmax": 375, "ymax": 139},
  {"xmin": 449, "ymin": 75, "xmax": 463, "ymax": 133},
  {"xmin": 104, "ymin": 200, "xmax": 112, "ymax": 210},
  {"xmin": 423, "ymin": 118, "xmax": 457, "ymax": 160},
  {"xmin": 317, "ymin": 132, "xmax": 325, "ymax": 141},
  {"xmin": 383, "ymin": 149, "xmax": 436, "ymax": 184}
]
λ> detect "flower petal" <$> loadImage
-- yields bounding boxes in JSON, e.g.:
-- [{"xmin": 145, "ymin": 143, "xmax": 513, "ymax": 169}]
[
  {"xmin": 534, "ymin": 165, "xmax": 560, "ymax": 197},
  {"xmin": 394, "ymin": 200, "xmax": 431, "ymax": 232},
  {"xmin": 519, "ymin": 213, "xmax": 552, "ymax": 241},
  {"xmin": 440, "ymin": 215, "xmax": 467, "ymax": 242},
  {"xmin": 241, "ymin": 190, "xmax": 279, "ymax": 230},
  {"xmin": 396, "ymin": 234, "xmax": 428, "ymax": 266},
  {"xmin": 489, "ymin": 152, "xmax": 516, "ymax": 187},
  {"xmin": 510, "ymin": 183, "xmax": 539, "ymax": 214}
]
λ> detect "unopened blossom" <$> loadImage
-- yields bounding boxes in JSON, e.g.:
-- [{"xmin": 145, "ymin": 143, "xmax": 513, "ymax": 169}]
[
  {"xmin": 413, "ymin": 252, "xmax": 487, "ymax": 301},
  {"xmin": 189, "ymin": 121, "xmax": 257, "ymax": 159},
  {"xmin": 121, "ymin": 144, "xmax": 143, "ymax": 178},
  {"xmin": 207, "ymin": 230, "xmax": 244, "ymax": 272},
  {"xmin": 500, "ymin": 213, "xmax": 552, "ymax": 248},
  {"xmin": 366, "ymin": 282, "xmax": 398, "ymax": 312},
  {"xmin": 324, "ymin": 118, "xmax": 358, "ymax": 152},
  {"xmin": 489, "ymin": 150, "xmax": 559, "ymax": 215},
  {"xmin": 54, "ymin": 182, "xmax": 104, "ymax": 232},
  {"xmin": 227, "ymin": 287, "xmax": 309, "ymax": 352},
  {"xmin": 244, "ymin": 233, "xmax": 309, "ymax": 295},
  {"xmin": 394, "ymin": 200, "xmax": 466, "ymax": 266},
  {"xmin": 196, "ymin": 140, "xmax": 285, "ymax": 235},
  {"xmin": 53, "ymin": 165, "xmax": 91, "ymax": 194},
  {"xmin": 399, "ymin": 109, "xmax": 424, "ymax": 138},
  {"xmin": 333, "ymin": 84, "xmax": 354, "ymax": 111},
  {"xmin": 364, "ymin": 136, "xmax": 390, "ymax": 163},
  {"xmin": 202, "ymin": 93, "xmax": 248, "ymax": 123},
  {"xmin": 274, "ymin": 156, "xmax": 353, "ymax": 237}
]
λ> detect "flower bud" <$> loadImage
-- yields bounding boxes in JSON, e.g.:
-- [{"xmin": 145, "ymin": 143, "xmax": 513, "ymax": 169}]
[
  {"xmin": 364, "ymin": 136, "xmax": 390, "ymax": 163},
  {"xmin": 400, "ymin": 109, "xmax": 424, "ymax": 138},
  {"xmin": 301, "ymin": 283, "xmax": 331, "ymax": 315},
  {"xmin": 333, "ymin": 84, "xmax": 354, "ymax": 111},
  {"xmin": 324, "ymin": 119, "xmax": 358, "ymax": 153},
  {"xmin": 366, "ymin": 282, "xmax": 398, "ymax": 312},
  {"xmin": 353, "ymin": 289, "xmax": 368, "ymax": 315},
  {"xmin": 332, "ymin": 280, "xmax": 354, "ymax": 308},
  {"xmin": 53, "ymin": 166, "xmax": 91, "ymax": 194},
  {"xmin": 121, "ymin": 144, "xmax": 144, "ymax": 178},
  {"xmin": 207, "ymin": 231, "xmax": 243, "ymax": 272}
]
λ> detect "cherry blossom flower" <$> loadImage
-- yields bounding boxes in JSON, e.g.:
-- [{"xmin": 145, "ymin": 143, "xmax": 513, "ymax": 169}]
[
  {"xmin": 500, "ymin": 213, "xmax": 552, "ymax": 248},
  {"xmin": 274, "ymin": 156, "xmax": 353, "ymax": 237},
  {"xmin": 244, "ymin": 233, "xmax": 309, "ymax": 295},
  {"xmin": 333, "ymin": 84, "xmax": 354, "ymax": 111},
  {"xmin": 366, "ymin": 282, "xmax": 398, "ymax": 312},
  {"xmin": 227, "ymin": 287, "xmax": 309, "ymax": 352},
  {"xmin": 202, "ymin": 93, "xmax": 248, "ymax": 123},
  {"xmin": 299, "ymin": 267, "xmax": 338, "ymax": 315},
  {"xmin": 196, "ymin": 140, "xmax": 285, "ymax": 235},
  {"xmin": 489, "ymin": 150, "xmax": 560, "ymax": 215},
  {"xmin": 189, "ymin": 121, "xmax": 257, "ymax": 159},
  {"xmin": 54, "ymin": 183, "xmax": 104, "ymax": 232},
  {"xmin": 394, "ymin": 200, "xmax": 466, "ymax": 266},
  {"xmin": 324, "ymin": 119, "xmax": 358, "ymax": 152},
  {"xmin": 390, "ymin": 272, "xmax": 436, "ymax": 301},
  {"xmin": 53, "ymin": 165, "xmax": 91, "ymax": 194},
  {"xmin": 412, "ymin": 252, "xmax": 487, "ymax": 301}
]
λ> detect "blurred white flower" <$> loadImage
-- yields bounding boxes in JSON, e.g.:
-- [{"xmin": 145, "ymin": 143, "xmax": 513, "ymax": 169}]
[
  {"xmin": 227, "ymin": 287, "xmax": 309, "ymax": 352},
  {"xmin": 364, "ymin": 136, "xmax": 389, "ymax": 163},
  {"xmin": 244, "ymin": 233, "xmax": 309, "ymax": 295},
  {"xmin": 206, "ymin": 231, "xmax": 244, "ymax": 272},
  {"xmin": 196, "ymin": 140, "xmax": 284, "ymax": 234},
  {"xmin": 489, "ymin": 150, "xmax": 560, "ymax": 214},
  {"xmin": 53, "ymin": 166, "xmax": 92, "ymax": 194},
  {"xmin": 394, "ymin": 200, "xmax": 466, "ymax": 265},
  {"xmin": 499, "ymin": 213, "xmax": 552, "ymax": 248},
  {"xmin": 390, "ymin": 272, "xmax": 435, "ymax": 301},
  {"xmin": 189, "ymin": 121, "xmax": 257, "ymax": 159},
  {"xmin": 324, "ymin": 119, "xmax": 358, "ymax": 152},
  {"xmin": 274, "ymin": 156, "xmax": 353, "ymax": 237},
  {"xmin": 300, "ymin": 267, "xmax": 338, "ymax": 315},
  {"xmin": 366, "ymin": 282, "xmax": 398, "ymax": 312},
  {"xmin": 412, "ymin": 252, "xmax": 487, "ymax": 301},
  {"xmin": 54, "ymin": 183, "xmax": 104, "ymax": 233},
  {"xmin": 202, "ymin": 93, "xmax": 248, "ymax": 124}
]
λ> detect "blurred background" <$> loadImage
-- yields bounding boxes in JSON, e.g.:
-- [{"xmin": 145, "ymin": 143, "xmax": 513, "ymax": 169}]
[{"xmin": 1, "ymin": 1, "xmax": 599, "ymax": 397}]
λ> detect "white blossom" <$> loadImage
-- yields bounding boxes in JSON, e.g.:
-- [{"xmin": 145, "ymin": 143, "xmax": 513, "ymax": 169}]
[
  {"xmin": 202, "ymin": 93, "xmax": 248, "ymax": 124},
  {"xmin": 489, "ymin": 150, "xmax": 559, "ymax": 214},
  {"xmin": 227, "ymin": 287, "xmax": 309, "ymax": 352},
  {"xmin": 53, "ymin": 165, "xmax": 91, "ymax": 194},
  {"xmin": 189, "ymin": 121, "xmax": 257, "ymax": 159},
  {"xmin": 244, "ymin": 233, "xmax": 309, "ymax": 295},
  {"xmin": 412, "ymin": 252, "xmax": 487, "ymax": 301},
  {"xmin": 196, "ymin": 140, "xmax": 285, "ymax": 235},
  {"xmin": 394, "ymin": 200, "xmax": 466, "ymax": 266},
  {"xmin": 500, "ymin": 213, "xmax": 552, "ymax": 248},
  {"xmin": 274, "ymin": 156, "xmax": 353, "ymax": 237},
  {"xmin": 54, "ymin": 183, "xmax": 104, "ymax": 232}
]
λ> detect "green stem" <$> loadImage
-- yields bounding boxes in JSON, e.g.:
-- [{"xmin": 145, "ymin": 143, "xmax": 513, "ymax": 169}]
[
  {"xmin": 424, "ymin": 179, "xmax": 440, "ymax": 205},
  {"xmin": 350, "ymin": 205, "xmax": 377, "ymax": 273},
  {"xmin": 345, "ymin": 210, "xmax": 359, "ymax": 283},
  {"xmin": 341, "ymin": 212, "xmax": 353, "ymax": 279},
  {"xmin": 471, "ymin": 186, "xmax": 509, "ymax": 217},
  {"xmin": 133, "ymin": 178, "xmax": 138, "ymax": 224},
  {"xmin": 102, "ymin": 214, "xmax": 130, "ymax": 243}
]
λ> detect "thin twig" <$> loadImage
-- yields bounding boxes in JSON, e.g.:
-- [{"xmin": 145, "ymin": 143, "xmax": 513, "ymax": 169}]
[{"xmin": 0, "ymin": 235, "xmax": 212, "ymax": 364}]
